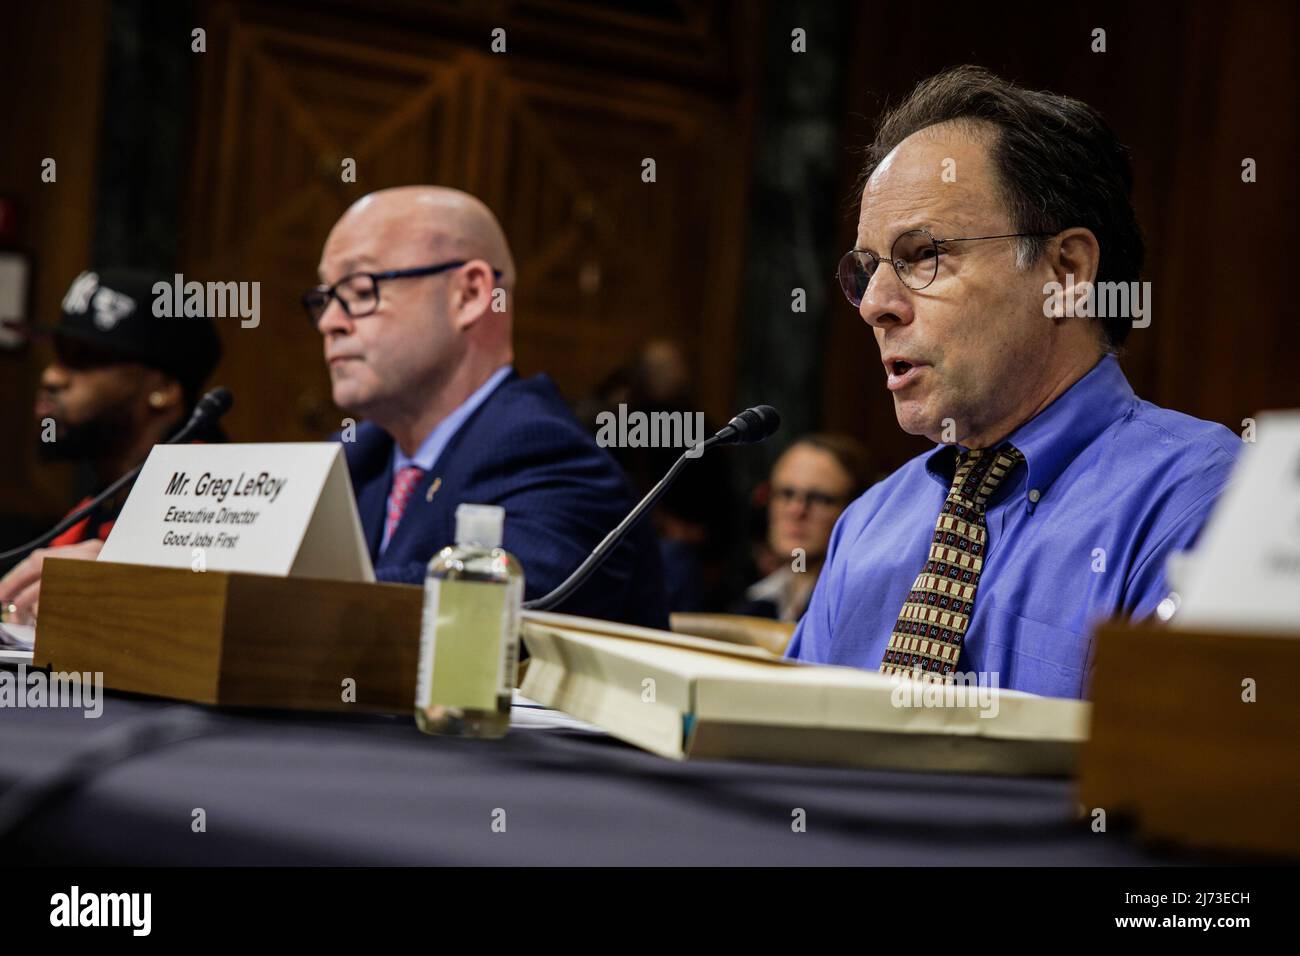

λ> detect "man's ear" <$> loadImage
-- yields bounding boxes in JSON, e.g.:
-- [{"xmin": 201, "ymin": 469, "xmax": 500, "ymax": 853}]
[
  {"xmin": 1049, "ymin": 227, "xmax": 1101, "ymax": 286},
  {"xmin": 1044, "ymin": 227, "xmax": 1101, "ymax": 320},
  {"xmin": 452, "ymin": 259, "xmax": 497, "ymax": 330}
]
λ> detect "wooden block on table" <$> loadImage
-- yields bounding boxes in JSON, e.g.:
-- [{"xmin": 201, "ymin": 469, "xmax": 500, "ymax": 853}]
[
  {"xmin": 33, "ymin": 558, "xmax": 424, "ymax": 714},
  {"xmin": 1080, "ymin": 622, "xmax": 1300, "ymax": 859}
]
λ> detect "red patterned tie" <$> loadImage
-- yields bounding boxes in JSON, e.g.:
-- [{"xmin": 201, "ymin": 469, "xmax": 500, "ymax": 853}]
[
  {"xmin": 384, "ymin": 465, "xmax": 425, "ymax": 546},
  {"xmin": 879, "ymin": 445, "xmax": 1024, "ymax": 682}
]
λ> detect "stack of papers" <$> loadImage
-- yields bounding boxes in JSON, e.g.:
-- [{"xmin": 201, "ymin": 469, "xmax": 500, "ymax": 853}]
[
  {"xmin": 510, "ymin": 690, "xmax": 605, "ymax": 733},
  {"xmin": 0, "ymin": 622, "xmax": 35, "ymax": 651}
]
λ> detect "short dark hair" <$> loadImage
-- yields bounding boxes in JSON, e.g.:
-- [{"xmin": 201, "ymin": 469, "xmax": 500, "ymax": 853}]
[
  {"xmin": 789, "ymin": 433, "xmax": 877, "ymax": 500},
  {"xmin": 857, "ymin": 65, "xmax": 1144, "ymax": 351}
]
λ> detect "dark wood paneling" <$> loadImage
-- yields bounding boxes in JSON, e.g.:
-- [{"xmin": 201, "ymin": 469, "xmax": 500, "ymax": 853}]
[
  {"xmin": 0, "ymin": 1, "xmax": 110, "ymax": 522},
  {"xmin": 182, "ymin": 0, "xmax": 758, "ymax": 441},
  {"xmin": 822, "ymin": 0, "xmax": 1300, "ymax": 471}
]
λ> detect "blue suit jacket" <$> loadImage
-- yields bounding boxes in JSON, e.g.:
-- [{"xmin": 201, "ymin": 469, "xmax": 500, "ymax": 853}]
[{"xmin": 338, "ymin": 371, "xmax": 670, "ymax": 630}]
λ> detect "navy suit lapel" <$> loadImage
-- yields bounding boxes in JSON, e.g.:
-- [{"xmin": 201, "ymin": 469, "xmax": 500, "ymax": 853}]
[
  {"xmin": 343, "ymin": 425, "xmax": 394, "ymax": 561},
  {"xmin": 357, "ymin": 470, "xmax": 389, "ymax": 559},
  {"xmin": 434, "ymin": 369, "xmax": 518, "ymax": 476},
  {"xmin": 373, "ymin": 371, "xmax": 520, "ymax": 564}
]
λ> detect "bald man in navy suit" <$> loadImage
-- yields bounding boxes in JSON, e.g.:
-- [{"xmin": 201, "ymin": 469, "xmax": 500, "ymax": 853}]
[{"xmin": 307, "ymin": 186, "xmax": 668, "ymax": 629}]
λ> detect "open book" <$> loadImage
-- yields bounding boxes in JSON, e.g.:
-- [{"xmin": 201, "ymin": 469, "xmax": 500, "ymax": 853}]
[{"xmin": 519, "ymin": 611, "xmax": 1089, "ymax": 776}]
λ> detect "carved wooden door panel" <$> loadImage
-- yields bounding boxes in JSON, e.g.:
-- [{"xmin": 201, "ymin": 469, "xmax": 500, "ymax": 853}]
[{"xmin": 185, "ymin": 2, "xmax": 752, "ymax": 441}]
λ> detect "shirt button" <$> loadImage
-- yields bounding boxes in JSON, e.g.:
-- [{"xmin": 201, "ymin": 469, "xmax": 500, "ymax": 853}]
[{"xmin": 1028, "ymin": 488, "xmax": 1042, "ymax": 503}]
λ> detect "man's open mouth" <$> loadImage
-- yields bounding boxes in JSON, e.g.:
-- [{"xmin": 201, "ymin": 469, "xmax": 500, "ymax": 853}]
[{"xmin": 885, "ymin": 359, "xmax": 925, "ymax": 391}]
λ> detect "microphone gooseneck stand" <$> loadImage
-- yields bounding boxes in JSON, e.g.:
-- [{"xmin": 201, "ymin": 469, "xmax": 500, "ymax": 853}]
[{"xmin": 523, "ymin": 404, "xmax": 780, "ymax": 612}]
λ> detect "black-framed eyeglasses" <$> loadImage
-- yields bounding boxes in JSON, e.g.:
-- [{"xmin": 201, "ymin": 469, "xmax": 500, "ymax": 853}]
[
  {"xmin": 770, "ymin": 485, "xmax": 848, "ymax": 512},
  {"xmin": 836, "ymin": 229, "xmax": 1053, "ymax": 306},
  {"xmin": 302, "ymin": 260, "xmax": 504, "ymax": 324}
]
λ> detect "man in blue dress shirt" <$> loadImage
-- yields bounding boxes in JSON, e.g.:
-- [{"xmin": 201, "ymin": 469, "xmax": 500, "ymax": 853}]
[
  {"xmin": 786, "ymin": 67, "xmax": 1240, "ymax": 697},
  {"xmin": 306, "ymin": 186, "xmax": 668, "ymax": 629}
]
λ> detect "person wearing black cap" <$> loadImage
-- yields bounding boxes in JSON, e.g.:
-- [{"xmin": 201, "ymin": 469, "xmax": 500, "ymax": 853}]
[{"xmin": 0, "ymin": 268, "xmax": 222, "ymax": 622}]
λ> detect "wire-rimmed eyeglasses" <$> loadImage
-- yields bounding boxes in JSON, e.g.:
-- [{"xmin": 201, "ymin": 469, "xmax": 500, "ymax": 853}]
[{"xmin": 836, "ymin": 229, "xmax": 1052, "ymax": 306}]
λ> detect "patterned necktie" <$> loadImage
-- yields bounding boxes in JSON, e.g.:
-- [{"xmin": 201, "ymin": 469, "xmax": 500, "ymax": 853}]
[
  {"xmin": 383, "ymin": 465, "xmax": 426, "ymax": 548},
  {"xmin": 879, "ymin": 445, "xmax": 1025, "ymax": 682}
]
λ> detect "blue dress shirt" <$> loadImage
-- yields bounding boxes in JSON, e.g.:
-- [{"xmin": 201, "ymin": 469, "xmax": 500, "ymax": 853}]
[
  {"xmin": 786, "ymin": 356, "xmax": 1241, "ymax": 698},
  {"xmin": 380, "ymin": 364, "xmax": 513, "ymax": 553}
]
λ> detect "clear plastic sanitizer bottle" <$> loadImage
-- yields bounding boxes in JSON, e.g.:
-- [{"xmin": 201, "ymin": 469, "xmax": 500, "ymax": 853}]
[{"xmin": 415, "ymin": 504, "xmax": 523, "ymax": 738}]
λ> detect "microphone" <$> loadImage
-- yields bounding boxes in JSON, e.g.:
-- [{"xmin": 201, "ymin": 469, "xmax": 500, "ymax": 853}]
[
  {"xmin": 183, "ymin": 386, "xmax": 234, "ymax": 434},
  {"xmin": 523, "ymin": 403, "xmax": 781, "ymax": 612},
  {"xmin": 711, "ymin": 404, "xmax": 781, "ymax": 447},
  {"xmin": 0, "ymin": 387, "xmax": 234, "ymax": 564}
]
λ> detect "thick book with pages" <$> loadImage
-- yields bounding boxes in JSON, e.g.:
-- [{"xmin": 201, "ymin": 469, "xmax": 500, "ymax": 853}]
[{"xmin": 519, "ymin": 611, "xmax": 1089, "ymax": 775}]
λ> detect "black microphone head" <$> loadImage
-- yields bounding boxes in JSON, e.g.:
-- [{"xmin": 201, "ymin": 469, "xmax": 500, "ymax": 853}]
[
  {"xmin": 188, "ymin": 386, "xmax": 233, "ymax": 427},
  {"xmin": 719, "ymin": 404, "xmax": 781, "ymax": 445},
  {"xmin": 747, "ymin": 404, "xmax": 781, "ymax": 441}
]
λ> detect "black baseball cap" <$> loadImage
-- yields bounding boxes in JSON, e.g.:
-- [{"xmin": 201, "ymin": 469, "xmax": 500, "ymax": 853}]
[{"xmin": 41, "ymin": 268, "xmax": 222, "ymax": 397}]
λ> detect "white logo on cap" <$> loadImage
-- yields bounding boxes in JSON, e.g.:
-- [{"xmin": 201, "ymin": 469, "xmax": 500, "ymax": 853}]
[
  {"xmin": 61, "ymin": 271, "xmax": 99, "ymax": 315},
  {"xmin": 91, "ymin": 286, "xmax": 136, "ymax": 331}
]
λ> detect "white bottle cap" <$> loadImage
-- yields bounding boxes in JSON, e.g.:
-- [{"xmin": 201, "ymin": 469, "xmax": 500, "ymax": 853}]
[{"xmin": 455, "ymin": 503, "xmax": 504, "ymax": 549}]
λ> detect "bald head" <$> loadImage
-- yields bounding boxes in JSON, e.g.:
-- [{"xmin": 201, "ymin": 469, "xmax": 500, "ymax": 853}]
[
  {"xmin": 329, "ymin": 186, "xmax": 516, "ymax": 291},
  {"xmin": 315, "ymin": 186, "xmax": 517, "ymax": 449}
]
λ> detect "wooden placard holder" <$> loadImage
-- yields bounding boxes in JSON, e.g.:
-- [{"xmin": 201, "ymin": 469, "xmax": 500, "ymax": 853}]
[
  {"xmin": 1080, "ymin": 621, "xmax": 1300, "ymax": 859},
  {"xmin": 32, "ymin": 558, "xmax": 423, "ymax": 714}
]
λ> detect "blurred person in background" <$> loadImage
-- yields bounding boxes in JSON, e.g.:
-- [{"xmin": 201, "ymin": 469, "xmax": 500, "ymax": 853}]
[
  {"xmin": 734, "ymin": 434, "xmax": 873, "ymax": 622},
  {"xmin": 578, "ymin": 338, "xmax": 737, "ymax": 612},
  {"xmin": 0, "ymin": 268, "xmax": 222, "ymax": 619}
]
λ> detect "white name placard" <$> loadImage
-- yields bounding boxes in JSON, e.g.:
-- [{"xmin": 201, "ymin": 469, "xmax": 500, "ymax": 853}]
[
  {"xmin": 98, "ymin": 443, "xmax": 374, "ymax": 582},
  {"xmin": 1174, "ymin": 411, "xmax": 1300, "ymax": 633}
]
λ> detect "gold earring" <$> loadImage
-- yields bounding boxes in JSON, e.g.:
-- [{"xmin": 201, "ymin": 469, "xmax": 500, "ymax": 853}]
[{"xmin": 149, "ymin": 391, "xmax": 167, "ymax": 409}]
